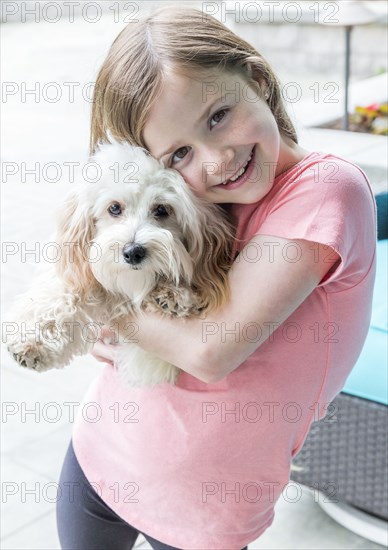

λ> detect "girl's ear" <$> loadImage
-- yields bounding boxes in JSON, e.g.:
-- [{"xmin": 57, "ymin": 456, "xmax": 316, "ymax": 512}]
[{"xmin": 56, "ymin": 191, "xmax": 100, "ymax": 299}]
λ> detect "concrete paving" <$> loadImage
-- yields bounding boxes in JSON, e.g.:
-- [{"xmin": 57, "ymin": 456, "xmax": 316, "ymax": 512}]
[{"xmin": 1, "ymin": 4, "xmax": 387, "ymax": 549}]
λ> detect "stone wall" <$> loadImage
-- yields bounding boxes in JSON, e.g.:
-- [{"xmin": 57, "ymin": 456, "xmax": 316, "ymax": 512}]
[
  {"xmin": 227, "ymin": 18, "xmax": 387, "ymax": 78},
  {"xmin": 2, "ymin": 0, "xmax": 387, "ymax": 78}
]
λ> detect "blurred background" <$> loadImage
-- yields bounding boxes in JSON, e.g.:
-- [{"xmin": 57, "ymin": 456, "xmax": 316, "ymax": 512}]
[{"xmin": 1, "ymin": 1, "xmax": 387, "ymax": 548}]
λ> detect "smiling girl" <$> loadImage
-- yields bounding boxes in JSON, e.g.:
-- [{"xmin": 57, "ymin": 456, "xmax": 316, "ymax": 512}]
[{"xmin": 56, "ymin": 6, "xmax": 376, "ymax": 550}]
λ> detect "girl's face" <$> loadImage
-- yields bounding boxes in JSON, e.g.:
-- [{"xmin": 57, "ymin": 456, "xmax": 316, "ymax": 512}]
[{"xmin": 143, "ymin": 69, "xmax": 308, "ymax": 205}]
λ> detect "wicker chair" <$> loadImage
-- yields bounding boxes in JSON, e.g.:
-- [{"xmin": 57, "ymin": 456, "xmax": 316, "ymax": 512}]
[{"xmin": 290, "ymin": 192, "xmax": 388, "ymax": 546}]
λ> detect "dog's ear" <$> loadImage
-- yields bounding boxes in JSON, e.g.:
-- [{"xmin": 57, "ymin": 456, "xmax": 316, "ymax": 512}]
[
  {"xmin": 184, "ymin": 197, "xmax": 234, "ymax": 313},
  {"xmin": 56, "ymin": 191, "xmax": 100, "ymax": 299},
  {"xmin": 160, "ymin": 169, "xmax": 234, "ymax": 312}
]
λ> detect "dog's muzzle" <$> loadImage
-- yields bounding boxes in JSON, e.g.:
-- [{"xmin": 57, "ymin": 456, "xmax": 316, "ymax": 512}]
[{"xmin": 122, "ymin": 243, "xmax": 147, "ymax": 266}]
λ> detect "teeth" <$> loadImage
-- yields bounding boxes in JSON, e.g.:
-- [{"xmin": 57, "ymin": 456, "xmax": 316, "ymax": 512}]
[
  {"xmin": 229, "ymin": 167, "xmax": 246, "ymax": 182},
  {"xmin": 223, "ymin": 152, "xmax": 253, "ymax": 184}
]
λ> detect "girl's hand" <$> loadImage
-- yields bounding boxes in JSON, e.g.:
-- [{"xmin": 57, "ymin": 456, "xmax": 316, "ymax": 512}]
[{"xmin": 91, "ymin": 326, "xmax": 117, "ymax": 367}]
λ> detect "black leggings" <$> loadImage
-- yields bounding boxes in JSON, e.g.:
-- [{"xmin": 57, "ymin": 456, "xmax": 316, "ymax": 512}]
[{"xmin": 56, "ymin": 439, "xmax": 248, "ymax": 550}]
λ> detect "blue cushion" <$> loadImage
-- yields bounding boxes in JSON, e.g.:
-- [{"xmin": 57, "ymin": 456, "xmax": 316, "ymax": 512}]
[{"xmin": 342, "ymin": 240, "xmax": 388, "ymax": 405}]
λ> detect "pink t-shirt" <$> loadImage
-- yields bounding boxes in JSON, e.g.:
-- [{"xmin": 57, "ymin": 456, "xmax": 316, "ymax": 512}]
[{"xmin": 72, "ymin": 151, "xmax": 376, "ymax": 550}]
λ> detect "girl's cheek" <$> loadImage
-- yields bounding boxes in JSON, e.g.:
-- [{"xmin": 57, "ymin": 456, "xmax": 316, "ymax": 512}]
[
  {"xmin": 187, "ymin": 178, "xmax": 206, "ymax": 198},
  {"xmin": 178, "ymin": 169, "xmax": 203, "ymax": 196}
]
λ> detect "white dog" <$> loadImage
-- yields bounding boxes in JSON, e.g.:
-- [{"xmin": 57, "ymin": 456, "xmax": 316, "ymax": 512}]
[{"xmin": 5, "ymin": 141, "xmax": 233, "ymax": 387}]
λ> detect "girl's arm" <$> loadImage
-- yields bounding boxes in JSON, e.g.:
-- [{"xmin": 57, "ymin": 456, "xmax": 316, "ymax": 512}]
[{"xmin": 120, "ymin": 234, "xmax": 340, "ymax": 383}]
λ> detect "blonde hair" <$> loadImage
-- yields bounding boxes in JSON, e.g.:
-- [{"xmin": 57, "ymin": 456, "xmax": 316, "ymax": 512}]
[{"xmin": 90, "ymin": 5, "xmax": 298, "ymax": 156}]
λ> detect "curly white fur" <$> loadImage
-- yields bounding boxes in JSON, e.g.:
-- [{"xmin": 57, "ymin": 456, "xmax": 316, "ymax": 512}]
[{"xmin": 5, "ymin": 141, "xmax": 233, "ymax": 387}]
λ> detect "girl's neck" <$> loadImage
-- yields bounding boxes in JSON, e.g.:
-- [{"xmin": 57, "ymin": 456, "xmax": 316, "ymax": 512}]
[{"xmin": 276, "ymin": 138, "xmax": 311, "ymax": 179}]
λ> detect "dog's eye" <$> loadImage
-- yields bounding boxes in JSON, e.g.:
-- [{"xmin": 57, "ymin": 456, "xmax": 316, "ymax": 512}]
[
  {"xmin": 153, "ymin": 204, "xmax": 170, "ymax": 217},
  {"xmin": 108, "ymin": 202, "xmax": 122, "ymax": 217}
]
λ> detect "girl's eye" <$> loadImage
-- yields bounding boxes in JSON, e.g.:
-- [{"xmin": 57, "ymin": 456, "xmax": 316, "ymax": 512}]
[
  {"xmin": 171, "ymin": 146, "xmax": 190, "ymax": 164},
  {"xmin": 108, "ymin": 202, "xmax": 122, "ymax": 216},
  {"xmin": 169, "ymin": 108, "xmax": 229, "ymax": 165},
  {"xmin": 210, "ymin": 108, "xmax": 228, "ymax": 128}
]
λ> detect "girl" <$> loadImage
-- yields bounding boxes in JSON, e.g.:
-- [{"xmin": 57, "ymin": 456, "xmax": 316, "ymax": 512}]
[{"xmin": 56, "ymin": 6, "xmax": 377, "ymax": 550}]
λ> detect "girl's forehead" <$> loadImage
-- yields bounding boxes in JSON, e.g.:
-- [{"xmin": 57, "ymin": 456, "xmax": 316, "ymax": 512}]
[{"xmin": 164, "ymin": 66, "xmax": 246, "ymax": 90}]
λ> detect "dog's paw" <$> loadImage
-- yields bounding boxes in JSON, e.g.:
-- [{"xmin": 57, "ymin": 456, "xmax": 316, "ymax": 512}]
[
  {"xmin": 6, "ymin": 325, "xmax": 66, "ymax": 372},
  {"xmin": 145, "ymin": 286, "xmax": 205, "ymax": 317},
  {"xmin": 8, "ymin": 340, "xmax": 52, "ymax": 372}
]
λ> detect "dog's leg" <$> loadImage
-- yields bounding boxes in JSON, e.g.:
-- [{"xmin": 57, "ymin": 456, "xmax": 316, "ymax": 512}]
[
  {"xmin": 107, "ymin": 315, "xmax": 179, "ymax": 387},
  {"xmin": 115, "ymin": 345, "xmax": 180, "ymax": 387},
  {"xmin": 4, "ymin": 266, "xmax": 94, "ymax": 372},
  {"xmin": 110, "ymin": 284, "xmax": 207, "ymax": 387}
]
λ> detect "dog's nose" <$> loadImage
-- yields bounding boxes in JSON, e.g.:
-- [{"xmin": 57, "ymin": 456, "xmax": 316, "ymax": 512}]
[{"xmin": 122, "ymin": 244, "xmax": 147, "ymax": 265}]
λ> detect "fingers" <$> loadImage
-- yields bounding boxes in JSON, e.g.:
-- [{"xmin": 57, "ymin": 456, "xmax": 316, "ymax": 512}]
[
  {"xmin": 91, "ymin": 339, "xmax": 115, "ymax": 366},
  {"xmin": 100, "ymin": 325, "xmax": 117, "ymax": 343}
]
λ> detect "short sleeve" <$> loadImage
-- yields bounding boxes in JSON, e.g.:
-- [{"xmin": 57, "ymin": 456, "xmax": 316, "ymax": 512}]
[{"xmin": 255, "ymin": 157, "xmax": 377, "ymax": 291}]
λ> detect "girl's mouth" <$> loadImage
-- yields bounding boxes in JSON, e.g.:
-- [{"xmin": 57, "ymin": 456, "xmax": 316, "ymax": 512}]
[{"xmin": 215, "ymin": 146, "xmax": 256, "ymax": 190}]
